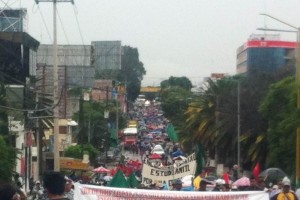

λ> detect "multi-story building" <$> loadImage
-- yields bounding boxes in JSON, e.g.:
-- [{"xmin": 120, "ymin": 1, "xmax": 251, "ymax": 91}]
[
  {"xmin": 91, "ymin": 41, "xmax": 122, "ymax": 79},
  {"xmin": 0, "ymin": 9, "xmax": 27, "ymax": 32},
  {"xmin": 36, "ymin": 44, "xmax": 94, "ymax": 118},
  {"xmin": 236, "ymin": 34, "xmax": 296, "ymax": 74}
]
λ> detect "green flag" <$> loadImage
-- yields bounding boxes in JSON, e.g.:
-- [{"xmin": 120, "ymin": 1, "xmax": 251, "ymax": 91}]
[
  {"xmin": 128, "ymin": 172, "xmax": 140, "ymax": 188},
  {"xmin": 108, "ymin": 170, "xmax": 130, "ymax": 188},
  {"xmin": 109, "ymin": 128, "xmax": 118, "ymax": 147},
  {"xmin": 167, "ymin": 123, "xmax": 178, "ymax": 142}
]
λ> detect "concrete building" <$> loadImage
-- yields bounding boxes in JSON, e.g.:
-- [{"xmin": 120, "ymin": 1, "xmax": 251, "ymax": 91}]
[
  {"xmin": 36, "ymin": 44, "xmax": 94, "ymax": 118},
  {"xmin": 236, "ymin": 34, "xmax": 296, "ymax": 74},
  {"xmin": 0, "ymin": 9, "xmax": 27, "ymax": 32},
  {"xmin": 91, "ymin": 41, "xmax": 122, "ymax": 74}
]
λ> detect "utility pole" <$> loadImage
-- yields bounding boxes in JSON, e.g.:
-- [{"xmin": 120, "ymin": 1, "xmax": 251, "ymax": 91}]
[
  {"xmin": 237, "ymin": 81, "xmax": 241, "ymax": 177},
  {"xmin": 259, "ymin": 13, "xmax": 300, "ymax": 188},
  {"xmin": 34, "ymin": 0, "xmax": 74, "ymax": 171}
]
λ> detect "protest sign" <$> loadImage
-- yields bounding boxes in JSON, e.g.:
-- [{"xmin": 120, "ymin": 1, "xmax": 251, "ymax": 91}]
[{"xmin": 74, "ymin": 183, "xmax": 269, "ymax": 200}]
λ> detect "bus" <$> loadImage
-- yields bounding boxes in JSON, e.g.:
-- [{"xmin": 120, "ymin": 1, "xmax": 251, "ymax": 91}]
[{"xmin": 123, "ymin": 127, "xmax": 138, "ymax": 147}]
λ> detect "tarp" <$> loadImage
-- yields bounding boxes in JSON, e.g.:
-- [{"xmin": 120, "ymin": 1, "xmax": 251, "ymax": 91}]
[
  {"xmin": 108, "ymin": 170, "xmax": 130, "ymax": 188},
  {"xmin": 74, "ymin": 183, "xmax": 269, "ymax": 200}
]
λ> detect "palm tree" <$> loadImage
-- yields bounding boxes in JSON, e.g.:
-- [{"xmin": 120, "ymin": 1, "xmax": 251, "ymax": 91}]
[{"xmin": 184, "ymin": 77, "xmax": 240, "ymax": 165}]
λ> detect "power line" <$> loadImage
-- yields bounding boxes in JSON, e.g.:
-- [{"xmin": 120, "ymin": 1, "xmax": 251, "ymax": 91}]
[
  {"xmin": 37, "ymin": 4, "xmax": 52, "ymax": 41},
  {"xmin": 56, "ymin": 8, "xmax": 70, "ymax": 44},
  {"xmin": 72, "ymin": 4, "xmax": 85, "ymax": 45},
  {"xmin": 0, "ymin": 85, "xmax": 65, "ymax": 112}
]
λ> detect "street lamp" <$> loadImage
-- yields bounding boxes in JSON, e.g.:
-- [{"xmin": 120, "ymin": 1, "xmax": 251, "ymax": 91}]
[{"xmin": 259, "ymin": 13, "xmax": 300, "ymax": 187}]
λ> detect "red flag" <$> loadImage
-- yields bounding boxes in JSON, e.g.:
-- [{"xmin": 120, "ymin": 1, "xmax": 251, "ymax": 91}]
[
  {"xmin": 223, "ymin": 172, "xmax": 230, "ymax": 184},
  {"xmin": 110, "ymin": 168, "xmax": 116, "ymax": 176},
  {"xmin": 253, "ymin": 162, "xmax": 261, "ymax": 180}
]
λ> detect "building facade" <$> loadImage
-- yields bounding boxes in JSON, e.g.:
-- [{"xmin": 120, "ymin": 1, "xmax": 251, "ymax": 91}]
[
  {"xmin": 0, "ymin": 9, "xmax": 27, "ymax": 32},
  {"xmin": 91, "ymin": 41, "xmax": 122, "ymax": 72},
  {"xmin": 236, "ymin": 34, "xmax": 296, "ymax": 74},
  {"xmin": 36, "ymin": 44, "xmax": 94, "ymax": 118}
]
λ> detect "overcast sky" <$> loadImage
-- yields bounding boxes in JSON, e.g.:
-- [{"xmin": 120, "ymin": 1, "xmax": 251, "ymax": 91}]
[{"xmin": 3, "ymin": 0, "xmax": 300, "ymax": 86}]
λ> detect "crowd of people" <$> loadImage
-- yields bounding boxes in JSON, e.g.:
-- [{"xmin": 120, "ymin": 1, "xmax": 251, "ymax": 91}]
[{"xmin": 2, "ymin": 101, "xmax": 300, "ymax": 200}]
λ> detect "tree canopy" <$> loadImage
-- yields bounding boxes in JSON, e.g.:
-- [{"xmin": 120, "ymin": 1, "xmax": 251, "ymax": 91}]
[
  {"xmin": 161, "ymin": 76, "xmax": 192, "ymax": 90},
  {"xmin": 0, "ymin": 135, "xmax": 17, "ymax": 183},
  {"xmin": 118, "ymin": 46, "xmax": 146, "ymax": 102},
  {"xmin": 64, "ymin": 144, "xmax": 99, "ymax": 162},
  {"xmin": 259, "ymin": 76, "xmax": 298, "ymax": 177}
]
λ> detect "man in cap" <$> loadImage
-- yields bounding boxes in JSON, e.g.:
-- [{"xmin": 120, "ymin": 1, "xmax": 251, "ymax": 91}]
[
  {"xmin": 172, "ymin": 179, "xmax": 183, "ymax": 191},
  {"xmin": 273, "ymin": 177, "xmax": 298, "ymax": 200}
]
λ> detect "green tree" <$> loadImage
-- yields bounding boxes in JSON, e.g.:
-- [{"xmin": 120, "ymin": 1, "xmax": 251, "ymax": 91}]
[
  {"xmin": 0, "ymin": 135, "xmax": 17, "ymax": 183},
  {"xmin": 64, "ymin": 144, "xmax": 99, "ymax": 162},
  {"xmin": 73, "ymin": 98, "xmax": 126, "ymax": 149},
  {"xmin": 259, "ymin": 76, "xmax": 298, "ymax": 177},
  {"xmin": 184, "ymin": 77, "xmax": 241, "ymax": 165},
  {"xmin": 238, "ymin": 66, "xmax": 294, "ymax": 169},
  {"xmin": 118, "ymin": 46, "xmax": 146, "ymax": 102},
  {"xmin": 0, "ymin": 84, "xmax": 8, "ymax": 137},
  {"xmin": 161, "ymin": 76, "xmax": 192, "ymax": 90},
  {"xmin": 160, "ymin": 85, "xmax": 193, "ymax": 126}
]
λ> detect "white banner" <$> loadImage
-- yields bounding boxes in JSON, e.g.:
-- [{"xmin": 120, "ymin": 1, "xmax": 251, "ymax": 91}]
[
  {"xmin": 142, "ymin": 153, "xmax": 197, "ymax": 185},
  {"xmin": 74, "ymin": 183, "xmax": 269, "ymax": 200}
]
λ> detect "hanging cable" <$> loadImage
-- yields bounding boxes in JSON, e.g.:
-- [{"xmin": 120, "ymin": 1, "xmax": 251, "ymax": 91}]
[
  {"xmin": 56, "ymin": 8, "xmax": 70, "ymax": 44},
  {"xmin": 72, "ymin": 4, "xmax": 85, "ymax": 45},
  {"xmin": 37, "ymin": 4, "xmax": 52, "ymax": 42}
]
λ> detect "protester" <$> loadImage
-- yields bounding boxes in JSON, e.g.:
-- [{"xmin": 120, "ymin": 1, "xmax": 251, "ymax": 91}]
[
  {"xmin": 43, "ymin": 171, "xmax": 69, "ymax": 200},
  {"xmin": 212, "ymin": 179, "xmax": 225, "ymax": 191},
  {"xmin": 64, "ymin": 177, "xmax": 74, "ymax": 200},
  {"xmin": 231, "ymin": 165, "xmax": 239, "ymax": 180},
  {"xmin": 248, "ymin": 176, "xmax": 264, "ymax": 191},
  {"xmin": 32, "ymin": 180, "xmax": 44, "ymax": 200},
  {"xmin": 193, "ymin": 173, "xmax": 202, "ymax": 191},
  {"xmin": 231, "ymin": 185, "xmax": 239, "ymax": 191},
  {"xmin": 271, "ymin": 177, "xmax": 298, "ymax": 200},
  {"xmin": 172, "ymin": 179, "xmax": 183, "ymax": 191},
  {"xmin": 29, "ymin": 177, "xmax": 35, "ymax": 195},
  {"xmin": 198, "ymin": 179, "xmax": 212, "ymax": 191},
  {"xmin": 0, "ymin": 183, "xmax": 26, "ymax": 200},
  {"xmin": 0, "ymin": 183, "xmax": 18, "ymax": 200},
  {"xmin": 156, "ymin": 183, "xmax": 164, "ymax": 190}
]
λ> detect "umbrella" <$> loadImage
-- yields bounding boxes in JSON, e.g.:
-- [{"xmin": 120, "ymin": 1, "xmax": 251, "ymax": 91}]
[
  {"xmin": 205, "ymin": 175, "xmax": 218, "ymax": 182},
  {"xmin": 148, "ymin": 153, "xmax": 162, "ymax": 159},
  {"xmin": 93, "ymin": 166, "xmax": 110, "ymax": 173},
  {"xmin": 233, "ymin": 176, "xmax": 250, "ymax": 187},
  {"xmin": 173, "ymin": 156, "xmax": 186, "ymax": 161},
  {"xmin": 259, "ymin": 168, "xmax": 287, "ymax": 183},
  {"xmin": 146, "ymin": 134, "xmax": 153, "ymax": 138}
]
